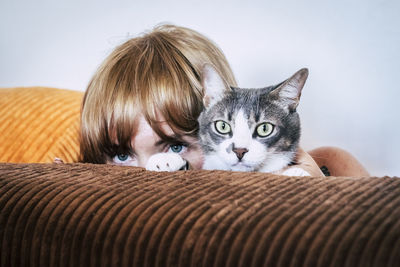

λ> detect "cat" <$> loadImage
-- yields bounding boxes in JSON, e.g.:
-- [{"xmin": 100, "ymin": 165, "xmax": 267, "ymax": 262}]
[
  {"xmin": 146, "ymin": 65, "xmax": 310, "ymax": 176},
  {"xmin": 197, "ymin": 64, "xmax": 310, "ymax": 176}
]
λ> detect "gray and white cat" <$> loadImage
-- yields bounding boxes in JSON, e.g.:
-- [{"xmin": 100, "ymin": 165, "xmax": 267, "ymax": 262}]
[{"xmin": 197, "ymin": 64, "xmax": 310, "ymax": 175}]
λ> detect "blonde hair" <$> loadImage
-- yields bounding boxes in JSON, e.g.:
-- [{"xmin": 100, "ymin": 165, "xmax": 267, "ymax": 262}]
[{"xmin": 80, "ymin": 24, "xmax": 236, "ymax": 163}]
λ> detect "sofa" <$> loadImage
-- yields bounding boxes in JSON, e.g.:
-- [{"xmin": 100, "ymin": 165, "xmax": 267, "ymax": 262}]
[{"xmin": 1, "ymin": 87, "xmax": 399, "ymax": 267}]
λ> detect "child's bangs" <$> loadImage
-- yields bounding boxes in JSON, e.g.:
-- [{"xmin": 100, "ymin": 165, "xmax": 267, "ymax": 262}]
[
  {"xmin": 140, "ymin": 68, "xmax": 203, "ymax": 142},
  {"xmin": 107, "ymin": 94, "xmax": 140, "ymax": 153},
  {"xmin": 136, "ymin": 36, "xmax": 204, "ymax": 140}
]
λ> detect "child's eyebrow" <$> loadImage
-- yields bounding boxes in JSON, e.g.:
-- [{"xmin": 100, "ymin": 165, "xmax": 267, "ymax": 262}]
[
  {"xmin": 154, "ymin": 134, "xmax": 185, "ymax": 146},
  {"xmin": 109, "ymin": 143, "xmax": 133, "ymax": 156}
]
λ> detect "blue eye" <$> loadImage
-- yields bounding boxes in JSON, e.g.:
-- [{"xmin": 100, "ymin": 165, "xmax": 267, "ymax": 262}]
[
  {"xmin": 117, "ymin": 154, "xmax": 129, "ymax": 161},
  {"xmin": 112, "ymin": 153, "xmax": 135, "ymax": 166},
  {"xmin": 169, "ymin": 144, "xmax": 184, "ymax": 153}
]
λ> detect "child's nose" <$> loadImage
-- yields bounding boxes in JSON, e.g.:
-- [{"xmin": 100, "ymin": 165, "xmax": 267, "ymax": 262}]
[{"xmin": 137, "ymin": 155, "xmax": 150, "ymax": 168}]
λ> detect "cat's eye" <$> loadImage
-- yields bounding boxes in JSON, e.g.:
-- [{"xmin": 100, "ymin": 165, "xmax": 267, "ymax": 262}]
[
  {"xmin": 215, "ymin": 120, "xmax": 231, "ymax": 134},
  {"xmin": 256, "ymin": 123, "xmax": 274, "ymax": 137}
]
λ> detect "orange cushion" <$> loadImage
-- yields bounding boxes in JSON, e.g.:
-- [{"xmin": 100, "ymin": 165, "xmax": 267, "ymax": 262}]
[{"xmin": 0, "ymin": 87, "xmax": 83, "ymax": 163}]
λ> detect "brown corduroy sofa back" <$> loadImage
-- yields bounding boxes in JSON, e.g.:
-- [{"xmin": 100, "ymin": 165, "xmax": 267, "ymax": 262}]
[{"xmin": 1, "ymin": 163, "xmax": 400, "ymax": 267}]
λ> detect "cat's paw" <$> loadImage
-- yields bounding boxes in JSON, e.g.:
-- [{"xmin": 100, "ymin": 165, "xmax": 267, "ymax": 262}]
[
  {"xmin": 281, "ymin": 167, "xmax": 311, "ymax": 177},
  {"xmin": 145, "ymin": 153, "xmax": 188, "ymax": 172}
]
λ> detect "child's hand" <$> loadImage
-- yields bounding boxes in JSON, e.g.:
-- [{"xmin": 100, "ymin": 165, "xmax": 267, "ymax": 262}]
[
  {"xmin": 145, "ymin": 153, "xmax": 188, "ymax": 171},
  {"xmin": 54, "ymin": 157, "xmax": 65, "ymax": 164},
  {"xmin": 275, "ymin": 148, "xmax": 324, "ymax": 177},
  {"xmin": 293, "ymin": 148, "xmax": 325, "ymax": 176}
]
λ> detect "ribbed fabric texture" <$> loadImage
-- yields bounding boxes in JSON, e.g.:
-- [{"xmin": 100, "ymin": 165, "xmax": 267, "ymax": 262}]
[
  {"xmin": 0, "ymin": 87, "xmax": 83, "ymax": 163},
  {"xmin": 0, "ymin": 163, "xmax": 399, "ymax": 267}
]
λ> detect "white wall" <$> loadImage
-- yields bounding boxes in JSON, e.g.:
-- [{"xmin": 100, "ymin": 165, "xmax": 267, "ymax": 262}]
[{"xmin": 1, "ymin": 0, "xmax": 399, "ymax": 176}]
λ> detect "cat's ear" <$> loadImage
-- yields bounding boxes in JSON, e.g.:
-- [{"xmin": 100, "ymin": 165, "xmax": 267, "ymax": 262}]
[
  {"xmin": 201, "ymin": 63, "xmax": 229, "ymax": 108},
  {"xmin": 270, "ymin": 68, "xmax": 309, "ymax": 112}
]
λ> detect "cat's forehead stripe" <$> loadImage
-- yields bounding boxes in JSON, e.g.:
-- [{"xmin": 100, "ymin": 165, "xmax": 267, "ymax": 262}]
[
  {"xmin": 227, "ymin": 109, "xmax": 232, "ymax": 121},
  {"xmin": 232, "ymin": 109, "xmax": 253, "ymax": 148}
]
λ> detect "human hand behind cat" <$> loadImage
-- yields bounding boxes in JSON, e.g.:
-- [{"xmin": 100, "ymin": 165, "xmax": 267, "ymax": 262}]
[
  {"xmin": 54, "ymin": 157, "xmax": 65, "ymax": 164},
  {"xmin": 145, "ymin": 153, "xmax": 189, "ymax": 172},
  {"xmin": 277, "ymin": 148, "xmax": 324, "ymax": 177}
]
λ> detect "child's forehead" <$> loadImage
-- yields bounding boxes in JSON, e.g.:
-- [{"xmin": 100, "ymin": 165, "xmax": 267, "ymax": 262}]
[
  {"xmin": 135, "ymin": 114, "xmax": 187, "ymax": 141},
  {"xmin": 136, "ymin": 115, "xmax": 174, "ymax": 136}
]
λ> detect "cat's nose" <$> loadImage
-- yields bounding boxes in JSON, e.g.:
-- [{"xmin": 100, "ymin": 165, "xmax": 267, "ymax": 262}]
[{"xmin": 232, "ymin": 147, "xmax": 249, "ymax": 160}]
